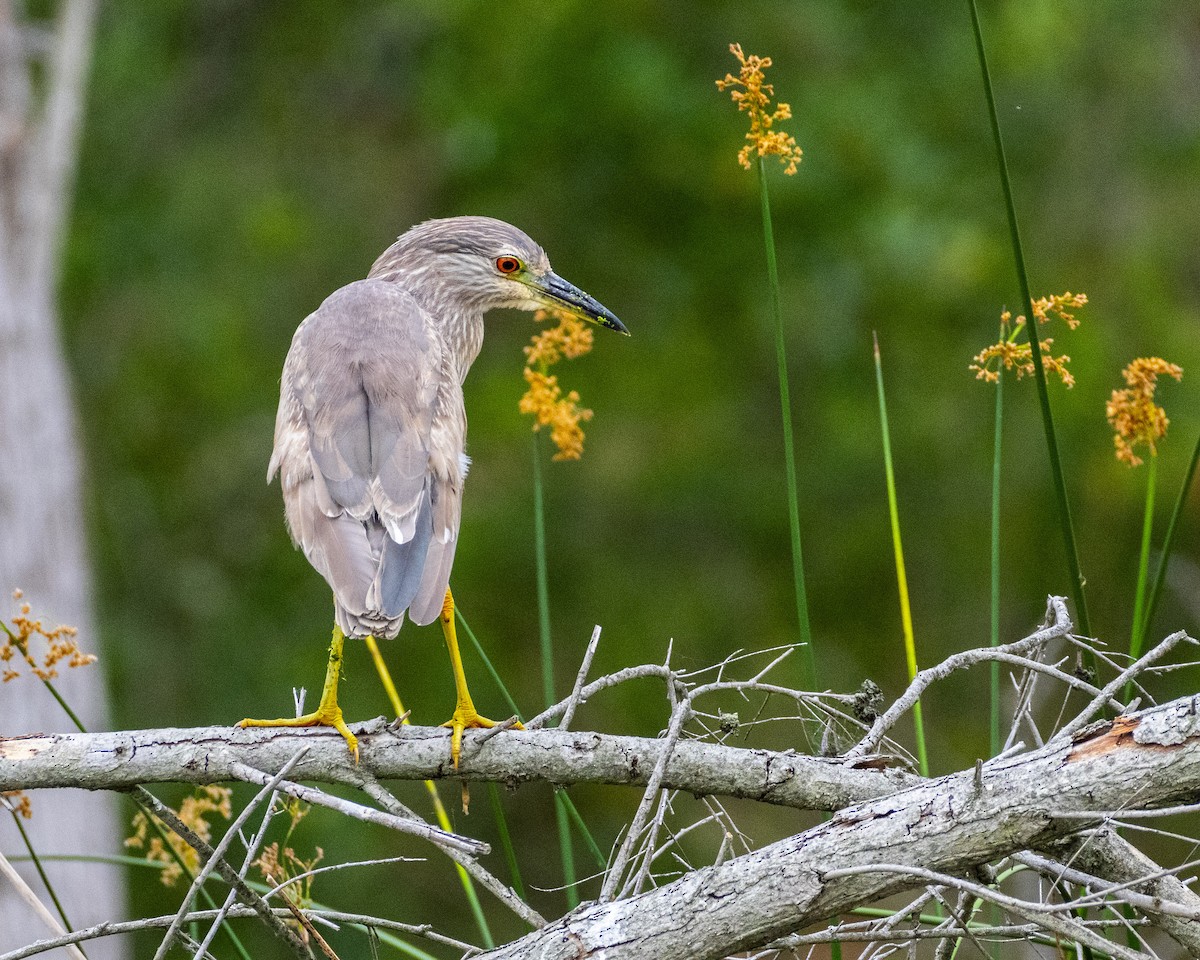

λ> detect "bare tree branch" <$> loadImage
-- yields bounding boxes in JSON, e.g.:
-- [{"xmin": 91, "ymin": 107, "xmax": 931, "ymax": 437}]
[
  {"xmin": 0, "ymin": 723, "xmax": 917, "ymax": 811},
  {"xmin": 477, "ymin": 693, "xmax": 1200, "ymax": 960}
]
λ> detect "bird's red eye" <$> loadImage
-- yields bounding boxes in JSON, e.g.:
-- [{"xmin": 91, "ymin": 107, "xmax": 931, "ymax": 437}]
[{"xmin": 496, "ymin": 256, "xmax": 521, "ymax": 274}]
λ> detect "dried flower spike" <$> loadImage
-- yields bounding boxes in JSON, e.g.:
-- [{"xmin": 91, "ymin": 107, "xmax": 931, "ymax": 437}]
[
  {"xmin": 970, "ymin": 292, "xmax": 1087, "ymax": 387},
  {"xmin": 716, "ymin": 43, "xmax": 803, "ymax": 175},
  {"xmin": 520, "ymin": 309, "xmax": 595, "ymax": 461},
  {"xmin": 127, "ymin": 785, "xmax": 232, "ymax": 886},
  {"xmin": 2, "ymin": 591, "xmax": 94, "ymax": 683},
  {"xmin": 1106, "ymin": 357, "xmax": 1183, "ymax": 467}
]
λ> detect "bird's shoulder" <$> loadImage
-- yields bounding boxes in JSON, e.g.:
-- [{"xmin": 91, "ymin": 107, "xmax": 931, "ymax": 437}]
[{"xmin": 294, "ymin": 279, "xmax": 437, "ymax": 355}]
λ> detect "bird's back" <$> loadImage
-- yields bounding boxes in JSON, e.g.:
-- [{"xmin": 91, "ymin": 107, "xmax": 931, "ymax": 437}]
[{"xmin": 270, "ymin": 279, "xmax": 466, "ymax": 636}]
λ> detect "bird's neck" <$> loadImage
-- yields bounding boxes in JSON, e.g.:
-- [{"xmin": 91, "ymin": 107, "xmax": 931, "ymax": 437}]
[
  {"xmin": 368, "ymin": 256, "xmax": 486, "ymax": 382},
  {"xmin": 438, "ymin": 305, "xmax": 485, "ymax": 384}
]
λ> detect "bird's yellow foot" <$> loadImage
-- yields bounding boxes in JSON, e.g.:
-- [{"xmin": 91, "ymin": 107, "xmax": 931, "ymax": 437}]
[
  {"xmin": 238, "ymin": 705, "xmax": 359, "ymax": 762},
  {"xmin": 441, "ymin": 705, "xmax": 523, "ymax": 768}
]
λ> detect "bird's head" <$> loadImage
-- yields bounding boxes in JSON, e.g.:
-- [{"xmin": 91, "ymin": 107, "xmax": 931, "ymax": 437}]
[{"xmin": 370, "ymin": 216, "xmax": 628, "ymax": 335}]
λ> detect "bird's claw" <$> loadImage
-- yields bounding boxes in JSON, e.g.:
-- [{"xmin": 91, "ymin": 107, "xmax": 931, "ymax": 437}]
[
  {"xmin": 441, "ymin": 706, "xmax": 524, "ymax": 768},
  {"xmin": 238, "ymin": 704, "xmax": 360, "ymax": 763}
]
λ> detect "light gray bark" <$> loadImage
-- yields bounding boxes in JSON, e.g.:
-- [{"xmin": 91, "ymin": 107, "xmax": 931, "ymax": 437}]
[
  {"xmin": 0, "ymin": 1, "xmax": 122, "ymax": 956},
  {"xmin": 476, "ymin": 694, "xmax": 1200, "ymax": 960},
  {"xmin": 0, "ymin": 721, "xmax": 919, "ymax": 810},
  {"xmin": 2, "ymin": 698, "xmax": 1200, "ymax": 959}
]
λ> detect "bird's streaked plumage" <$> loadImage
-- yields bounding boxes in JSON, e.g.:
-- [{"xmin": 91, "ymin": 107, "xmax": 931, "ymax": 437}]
[{"xmin": 268, "ymin": 216, "xmax": 625, "ymax": 640}]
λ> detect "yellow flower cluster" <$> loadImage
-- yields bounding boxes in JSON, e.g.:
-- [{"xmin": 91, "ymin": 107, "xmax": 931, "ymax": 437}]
[
  {"xmin": 716, "ymin": 43, "xmax": 803, "ymax": 175},
  {"xmin": 970, "ymin": 292, "xmax": 1088, "ymax": 387},
  {"xmin": 1106, "ymin": 357, "xmax": 1183, "ymax": 467},
  {"xmin": 1, "ymin": 589, "xmax": 94, "ymax": 683},
  {"xmin": 1, "ymin": 790, "xmax": 32, "ymax": 819},
  {"xmin": 127, "ymin": 785, "xmax": 233, "ymax": 886},
  {"xmin": 519, "ymin": 309, "xmax": 595, "ymax": 461}
]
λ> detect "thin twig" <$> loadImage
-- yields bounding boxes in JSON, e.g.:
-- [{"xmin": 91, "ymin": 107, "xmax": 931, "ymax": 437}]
[
  {"xmin": 154, "ymin": 748, "xmax": 308, "ymax": 960},
  {"xmin": 0, "ymin": 850, "xmax": 87, "ymax": 960},
  {"xmin": 227, "ymin": 761, "xmax": 486, "ymax": 856},
  {"xmin": 560, "ymin": 625, "xmax": 603, "ymax": 731},
  {"xmin": 846, "ymin": 597, "xmax": 1072, "ymax": 760}
]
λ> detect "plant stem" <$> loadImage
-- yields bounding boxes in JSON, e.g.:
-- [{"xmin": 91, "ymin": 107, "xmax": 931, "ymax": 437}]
[
  {"xmin": 532, "ymin": 433, "xmax": 556, "ymax": 709},
  {"xmin": 990, "ymin": 362, "xmax": 1004, "ymax": 759},
  {"xmin": 364, "ymin": 635, "xmax": 495, "ymax": 947},
  {"xmin": 873, "ymin": 333, "xmax": 929, "ymax": 777},
  {"xmin": 488, "ymin": 783, "xmax": 527, "ymax": 902},
  {"xmin": 756, "ymin": 156, "xmax": 816, "ymax": 689},
  {"xmin": 1129, "ymin": 453, "xmax": 1158, "ymax": 666},
  {"xmin": 967, "ymin": 0, "xmax": 1092, "ymax": 645},
  {"xmin": 531, "ymin": 432, "xmax": 579, "ymax": 906},
  {"xmin": 1141, "ymin": 429, "xmax": 1200, "ymax": 653}
]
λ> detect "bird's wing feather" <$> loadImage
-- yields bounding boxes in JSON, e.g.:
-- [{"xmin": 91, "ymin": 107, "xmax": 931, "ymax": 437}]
[{"xmin": 272, "ymin": 280, "xmax": 465, "ymax": 627}]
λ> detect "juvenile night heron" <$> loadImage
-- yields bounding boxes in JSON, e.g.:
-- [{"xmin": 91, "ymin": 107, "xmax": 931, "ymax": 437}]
[{"xmin": 240, "ymin": 216, "xmax": 626, "ymax": 765}]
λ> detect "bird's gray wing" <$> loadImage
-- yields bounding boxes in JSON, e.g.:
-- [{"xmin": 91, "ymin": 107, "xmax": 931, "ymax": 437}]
[{"xmin": 271, "ymin": 279, "xmax": 459, "ymax": 629}]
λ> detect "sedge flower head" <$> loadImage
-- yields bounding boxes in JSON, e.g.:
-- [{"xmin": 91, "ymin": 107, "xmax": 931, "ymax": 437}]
[
  {"xmin": 2, "ymin": 589, "xmax": 94, "ymax": 683},
  {"xmin": 716, "ymin": 43, "xmax": 803, "ymax": 175},
  {"xmin": 970, "ymin": 292, "xmax": 1088, "ymax": 387},
  {"xmin": 127, "ymin": 785, "xmax": 233, "ymax": 886},
  {"xmin": 519, "ymin": 309, "xmax": 595, "ymax": 461},
  {"xmin": 1106, "ymin": 357, "xmax": 1183, "ymax": 467}
]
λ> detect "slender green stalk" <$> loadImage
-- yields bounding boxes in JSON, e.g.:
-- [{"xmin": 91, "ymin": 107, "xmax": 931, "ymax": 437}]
[
  {"xmin": 990, "ymin": 362, "xmax": 1004, "ymax": 759},
  {"xmin": 488, "ymin": 783, "xmax": 528, "ymax": 901},
  {"xmin": 532, "ymin": 433, "xmax": 556, "ymax": 708},
  {"xmin": 756, "ymin": 156, "xmax": 816, "ymax": 690},
  {"xmin": 531, "ymin": 432, "xmax": 578, "ymax": 905},
  {"xmin": 967, "ymin": 0, "xmax": 1092, "ymax": 644},
  {"xmin": 1129, "ymin": 454, "xmax": 1158, "ymax": 664},
  {"xmin": 557, "ymin": 787, "xmax": 607, "ymax": 868},
  {"xmin": 1142, "ymin": 429, "xmax": 1200, "ymax": 643},
  {"xmin": 872, "ymin": 333, "xmax": 929, "ymax": 777},
  {"xmin": 364, "ymin": 635, "xmax": 494, "ymax": 947},
  {"xmin": 6, "ymin": 809, "xmax": 79, "ymax": 944}
]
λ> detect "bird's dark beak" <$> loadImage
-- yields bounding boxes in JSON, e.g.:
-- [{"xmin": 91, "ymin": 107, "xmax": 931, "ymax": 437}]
[{"xmin": 533, "ymin": 272, "xmax": 629, "ymax": 336}]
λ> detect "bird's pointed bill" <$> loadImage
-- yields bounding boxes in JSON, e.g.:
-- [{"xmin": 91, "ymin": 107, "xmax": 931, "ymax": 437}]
[{"xmin": 530, "ymin": 272, "xmax": 629, "ymax": 335}]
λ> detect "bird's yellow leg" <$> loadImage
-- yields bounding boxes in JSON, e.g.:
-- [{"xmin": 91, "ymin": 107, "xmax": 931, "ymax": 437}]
[
  {"xmin": 440, "ymin": 588, "xmax": 522, "ymax": 768},
  {"xmin": 238, "ymin": 625, "xmax": 359, "ymax": 761}
]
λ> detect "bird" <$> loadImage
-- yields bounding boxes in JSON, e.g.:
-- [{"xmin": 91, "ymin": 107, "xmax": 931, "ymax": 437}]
[{"xmin": 239, "ymin": 216, "xmax": 627, "ymax": 766}]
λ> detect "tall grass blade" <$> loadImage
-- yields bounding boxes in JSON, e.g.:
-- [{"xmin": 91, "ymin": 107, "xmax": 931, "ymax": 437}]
[
  {"xmin": 872, "ymin": 333, "xmax": 929, "ymax": 776},
  {"xmin": 966, "ymin": 0, "xmax": 1093, "ymax": 643},
  {"xmin": 1129, "ymin": 454, "xmax": 1158, "ymax": 666},
  {"xmin": 990, "ymin": 365, "xmax": 1004, "ymax": 759},
  {"xmin": 756, "ymin": 156, "xmax": 817, "ymax": 689},
  {"xmin": 364, "ymin": 635, "xmax": 495, "ymax": 947},
  {"xmin": 531, "ymin": 432, "xmax": 579, "ymax": 906},
  {"xmin": 1141, "ymin": 429, "xmax": 1200, "ymax": 649}
]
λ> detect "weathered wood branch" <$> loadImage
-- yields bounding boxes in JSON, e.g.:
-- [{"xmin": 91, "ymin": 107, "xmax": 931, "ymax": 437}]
[
  {"xmin": 474, "ymin": 694, "xmax": 1200, "ymax": 960},
  {"xmin": 0, "ymin": 721, "xmax": 917, "ymax": 811}
]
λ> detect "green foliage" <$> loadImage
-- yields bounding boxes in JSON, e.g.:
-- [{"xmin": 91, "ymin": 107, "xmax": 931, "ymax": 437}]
[{"xmin": 59, "ymin": 0, "xmax": 1199, "ymax": 953}]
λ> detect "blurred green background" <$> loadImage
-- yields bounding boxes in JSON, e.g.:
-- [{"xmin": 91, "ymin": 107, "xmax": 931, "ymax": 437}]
[{"xmin": 57, "ymin": 0, "xmax": 1198, "ymax": 953}]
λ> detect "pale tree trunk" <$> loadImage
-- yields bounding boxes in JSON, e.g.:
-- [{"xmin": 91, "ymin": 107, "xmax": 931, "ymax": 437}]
[{"xmin": 0, "ymin": 1, "xmax": 126, "ymax": 957}]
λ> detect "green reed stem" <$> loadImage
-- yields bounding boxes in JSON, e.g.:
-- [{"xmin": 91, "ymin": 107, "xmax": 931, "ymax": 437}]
[
  {"xmin": 488, "ymin": 783, "xmax": 528, "ymax": 902},
  {"xmin": 532, "ymin": 433, "xmax": 556, "ymax": 709},
  {"xmin": 365, "ymin": 635, "xmax": 494, "ymax": 947},
  {"xmin": 1141, "ymin": 429, "xmax": 1200, "ymax": 650},
  {"xmin": 756, "ymin": 156, "xmax": 816, "ymax": 690},
  {"xmin": 967, "ymin": 0, "xmax": 1092, "ymax": 645},
  {"xmin": 6, "ymin": 809, "xmax": 79, "ymax": 945},
  {"xmin": 990, "ymin": 363, "xmax": 1004, "ymax": 759},
  {"xmin": 1129, "ymin": 454, "xmax": 1158, "ymax": 666},
  {"xmin": 872, "ymin": 333, "xmax": 929, "ymax": 776},
  {"xmin": 531, "ymin": 433, "xmax": 579, "ymax": 906}
]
